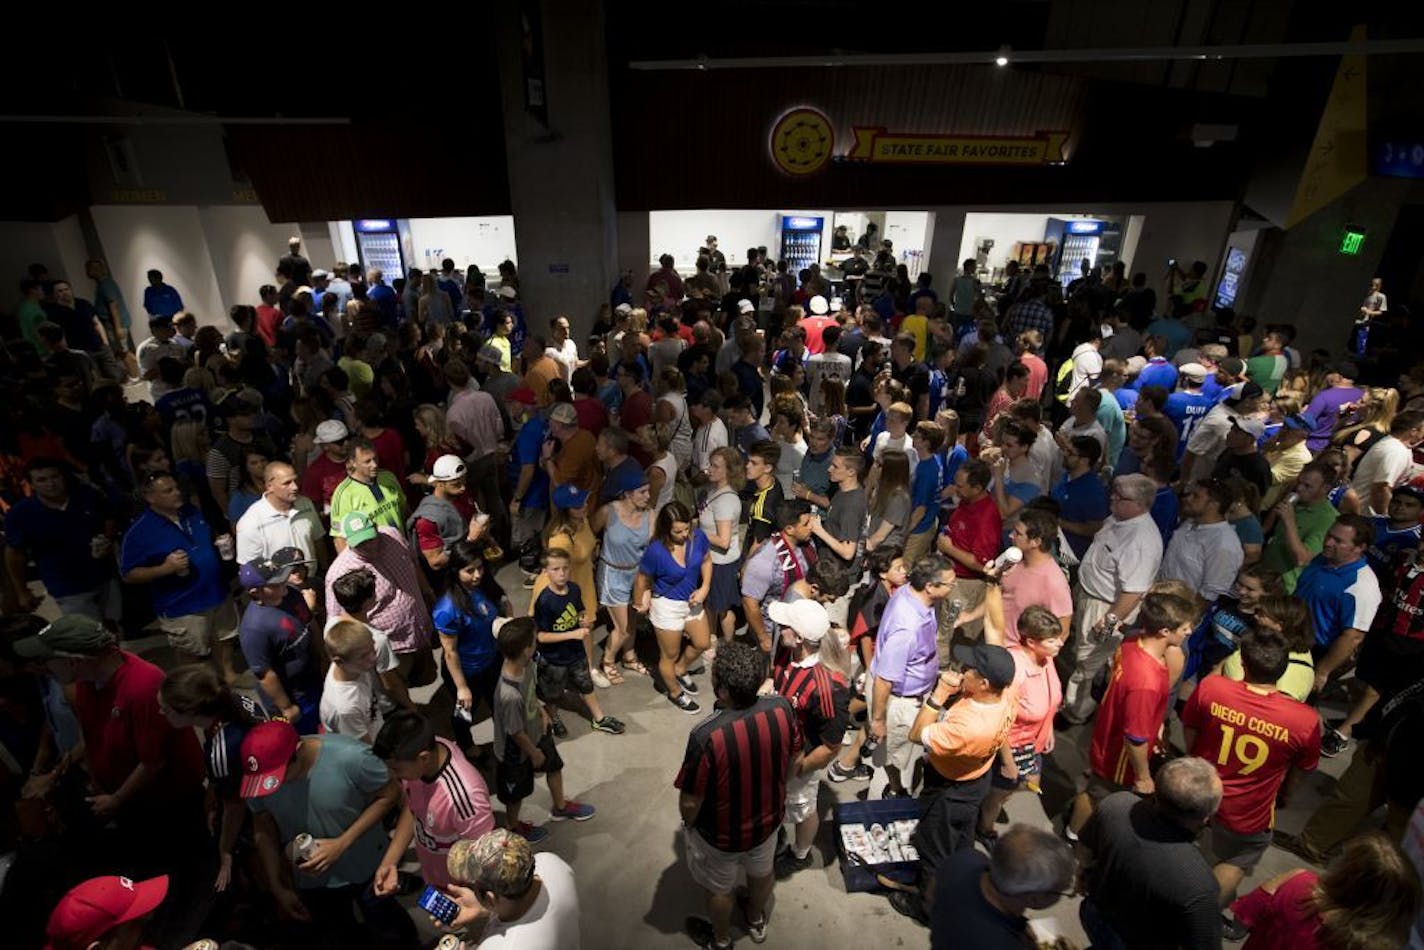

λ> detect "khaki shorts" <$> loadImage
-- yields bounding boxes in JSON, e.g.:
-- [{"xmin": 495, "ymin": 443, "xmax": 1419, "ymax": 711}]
[
  {"xmin": 157, "ymin": 599, "xmax": 239, "ymax": 657},
  {"xmin": 684, "ymin": 826, "xmax": 778, "ymax": 895},
  {"xmin": 873, "ymin": 693, "xmax": 924, "ymax": 775},
  {"xmin": 783, "ymin": 766, "xmax": 825, "ymax": 825}
]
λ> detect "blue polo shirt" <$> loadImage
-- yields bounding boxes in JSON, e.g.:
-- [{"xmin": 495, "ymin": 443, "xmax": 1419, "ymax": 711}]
[
  {"xmin": 143, "ymin": 284, "xmax": 184, "ymax": 318},
  {"xmin": 509, "ymin": 414, "xmax": 551, "ymax": 508},
  {"xmin": 4, "ymin": 486, "xmax": 109, "ymax": 597},
  {"xmin": 911, "ymin": 455, "xmax": 944, "ymax": 534},
  {"xmin": 1294, "ymin": 555, "xmax": 1383, "ymax": 648},
  {"xmin": 1052, "ymin": 471, "xmax": 1110, "ymax": 559},
  {"xmin": 119, "ymin": 505, "xmax": 226, "ymax": 617}
]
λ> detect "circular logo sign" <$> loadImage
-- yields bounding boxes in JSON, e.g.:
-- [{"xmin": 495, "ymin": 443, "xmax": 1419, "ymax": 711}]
[{"xmin": 769, "ymin": 108, "xmax": 834, "ymax": 176}]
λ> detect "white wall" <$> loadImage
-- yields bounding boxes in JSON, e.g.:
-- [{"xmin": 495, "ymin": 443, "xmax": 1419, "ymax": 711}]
[
  {"xmin": 956, "ymin": 212, "xmax": 1065, "ymax": 271},
  {"xmin": 884, "ymin": 210, "xmax": 933, "ymax": 278},
  {"xmin": 198, "ymin": 205, "xmax": 303, "ymax": 311},
  {"xmin": 90, "ymin": 206, "xmax": 227, "ymax": 329},
  {"xmin": 647, "ymin": 209, "xmax": 833, "ymax": 274},
  {"xmin": 404, "ymin": 216, "xmax": 519, "ymax": 274}
]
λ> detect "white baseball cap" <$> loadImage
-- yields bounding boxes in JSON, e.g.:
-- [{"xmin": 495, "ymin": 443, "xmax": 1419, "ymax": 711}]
[
  {"xmin": 736, "ymin": 298, "xmax": 755, "ymax": 314},
  {"xmin": 314, "ymin": 420, "xmax": 349, "ymax": 445},
  {"xmin": 497, "ymin": 285, "xmax": 517, "ymax": 300},
  {"xmin": 767, "ymin": 599, "xmax": 830, "ymax": 642},
  {"xmin": 809, "ymin": 295, "xmax": 830, "ymax": 315},
  {"xmin": 829, "ymin": 297, "xmax": 844, "ymax": 312},
  {"xmin": 430, "ymin": 455, "xmax": 467, "ymax": 482}
]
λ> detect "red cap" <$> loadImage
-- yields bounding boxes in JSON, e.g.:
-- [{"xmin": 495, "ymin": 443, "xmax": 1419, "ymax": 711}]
[
  {"xmin": 239, "ymin": 719, "xmax": 300, "ymax": 798},
  {"xmin": 507, "ymin": 387, "xmax": 537, "ymax": 405},
  {"xmin": 45, "ymin": 875, "xmax": 169, "ymax": 950}
]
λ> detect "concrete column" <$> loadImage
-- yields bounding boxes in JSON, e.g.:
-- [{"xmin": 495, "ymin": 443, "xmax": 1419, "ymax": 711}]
[{"xmin": 494, "ymin": 0, "xmax": 617, "ymax": 340}]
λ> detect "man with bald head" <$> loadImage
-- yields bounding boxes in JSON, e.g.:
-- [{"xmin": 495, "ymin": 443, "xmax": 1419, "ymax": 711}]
[{"xmin": 235, "ymin": 460, "xmax": 327, "ymax": 568}]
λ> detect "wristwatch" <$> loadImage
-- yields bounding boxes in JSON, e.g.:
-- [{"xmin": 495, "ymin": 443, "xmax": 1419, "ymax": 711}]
[{"xmin": 924, "ymin": 696, "xmax": 944, "ymax": 712}]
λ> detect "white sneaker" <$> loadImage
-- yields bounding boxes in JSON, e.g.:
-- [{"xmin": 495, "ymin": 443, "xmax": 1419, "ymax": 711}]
[{"xmin": 590, "ymin": 666, "xmax": 611, "ymax": 689}]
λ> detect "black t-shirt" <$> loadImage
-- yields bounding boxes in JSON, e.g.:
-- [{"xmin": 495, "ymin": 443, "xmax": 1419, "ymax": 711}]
[
  {"xmin": 1081, "ymin": 794, "xmax": 1221, "ymax": 950},
  {"xmin": 930, "ymin": 849, "xmax": 1027, "ymax": 950},
  {"xmin": 1211, "ymin": 451, "xmax": 1272, "ymax": 499},
  {"xmin": 847, "ymin": 367, "xmax": 878, "ymax": 439},
  {"xmin": 743, "ymin": 479, "xmax": 785, "ymax": 545},
  {"xmin": 893, "ymin": 360, "xmax": 930, "ymax": 409}
]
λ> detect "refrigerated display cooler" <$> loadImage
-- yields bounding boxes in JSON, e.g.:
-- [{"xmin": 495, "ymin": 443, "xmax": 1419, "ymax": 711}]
[
  {"xmin": 1044, "ymin": 218, "xmax": 1121, "ymax": 287},
  {"xmin": 354, "ymin": 218, "xmax": 407, "ymax": 284},
  {"xmin": 780, "ymin": 215, "xmax": 824, "ymax": 276}
]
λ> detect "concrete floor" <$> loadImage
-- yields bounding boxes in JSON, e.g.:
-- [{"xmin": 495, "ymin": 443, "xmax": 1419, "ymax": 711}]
[{"xmin": 82, "ymin": 559, "xmax": 1361, "ymax": 950}]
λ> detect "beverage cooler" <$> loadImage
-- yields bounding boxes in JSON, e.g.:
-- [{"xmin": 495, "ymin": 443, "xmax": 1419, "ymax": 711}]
[
  {"xmin": 780, "ymin": 215, "xmax": 824, "ymax": 276},
  {"xmin": 354, "ymin": 218, "xmax": 408, "ymax": 284},
  {"xmin": 1044, "ymin": 218, "xmax": 1121, "ymax": 287}
]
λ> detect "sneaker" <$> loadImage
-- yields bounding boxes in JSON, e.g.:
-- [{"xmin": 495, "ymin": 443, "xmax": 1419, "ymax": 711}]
[
  {"xmin": 591, "ymin": 716, "xmax": 626, "ymax": 735},
  {"xmin": 676, "ymin": 672, "xmax": 701, "ymax": 695},
  {"xmin": 550, "ymin": 799, "xmax": 596, "ymax": 821},
  {"xmin": 773, "ymin": 848, "xmax": 813, "ymax": 879},
  {"xmin": 549, "ymin": 713, "xmax": 568, "ymax": 739},
  {"xmin": 510, "ymin": 820, "xmax": 548, "ymax": 843},
  {"xmin": 1221, "ymin": 914, "xmax": 1250, "ymax": 942},
  {"xmin": 686, "ymin": 915, "xmax": 734, "ymax": 949},
  {"xmin": 736, "ymin": 889, "xmax": 768, "ymax": 943},
  {"xmin": 669, "ymin": 691, "xmax": 702, "ymax": 714},
  {"xmin": 887, "ymin": 889, "xmax": 929, "ymax": 926},
  {"xmin": 1272, "ymin": 830, "xmax": 1326, "ymax": 865},
  {"xmin": 827, "ymin": 761, "xmax": 872, "ymax": 783},
  {"xmin": 1320, "ymin": 727, "xmax": 1350, "ymax": 758},
  {"xmin": 590, "ymin": 666, "xmax": 611, "ymax": 689}
]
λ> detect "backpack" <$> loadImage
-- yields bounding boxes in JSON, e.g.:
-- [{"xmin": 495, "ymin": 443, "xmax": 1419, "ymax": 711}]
[{"xmin": 1053, "ymin": 357, "xmax": 1075, "ymax": 404}]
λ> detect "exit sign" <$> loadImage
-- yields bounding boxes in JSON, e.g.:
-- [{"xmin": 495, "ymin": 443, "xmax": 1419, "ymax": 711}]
[{"xmin": 1340, "ymin": 226, "xmax": 1366, "ymax": 256}]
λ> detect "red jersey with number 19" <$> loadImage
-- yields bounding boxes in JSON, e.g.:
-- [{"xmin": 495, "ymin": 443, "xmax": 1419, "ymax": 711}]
[{"xmin": 1181, "ymin": 675, "xmax": 1320, "ymax": 834}]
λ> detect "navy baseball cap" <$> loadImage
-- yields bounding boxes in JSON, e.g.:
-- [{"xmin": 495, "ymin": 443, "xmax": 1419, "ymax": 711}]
[{"xmin": 952, "ymin": 642, "xmax": 1017, "ymax": 690}]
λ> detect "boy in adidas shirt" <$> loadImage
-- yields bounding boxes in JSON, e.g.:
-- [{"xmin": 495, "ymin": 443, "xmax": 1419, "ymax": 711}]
[
  {"xmin": 373, "ymin": 710, "xmax": 494, "ymax": 894},
  {"xmin": 532, "ymin": 549, "xmax": 625, "ymax": 736}
]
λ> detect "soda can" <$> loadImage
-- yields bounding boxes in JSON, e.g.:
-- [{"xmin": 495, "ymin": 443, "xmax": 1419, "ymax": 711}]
[
  {"xmin": 293, "ymin": 833, "xmax": 316, "ymax": 862},
  {"xmin": 437, "ymin": 936, "xmax": 463, "ymax": 950}
]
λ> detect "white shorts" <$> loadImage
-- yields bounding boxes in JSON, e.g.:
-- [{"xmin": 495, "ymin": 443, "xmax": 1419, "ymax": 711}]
[
  {"xmin": 872, "ymin": 693, "xmax": 924, "ymax": 775},
  {"xmin": 651, "ymin": 595, "xmax": 704, "ymax": 631},
  {"xmin": 684, "ymin": 826, "xmax": 778, "ymax": 895},
  {"xmin": 783, "ymin": 767, "xmax": 825, "ymax": 825}
]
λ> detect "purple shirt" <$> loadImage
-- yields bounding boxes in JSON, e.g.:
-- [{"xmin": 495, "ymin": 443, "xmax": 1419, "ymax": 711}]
[
  {"xmin": 1305, "ymin": 386, "xmax": 1363, "ymax": 452},
  {"xmin": 870, "ymin": 584, "xmax": 939, "ymax": 696}
]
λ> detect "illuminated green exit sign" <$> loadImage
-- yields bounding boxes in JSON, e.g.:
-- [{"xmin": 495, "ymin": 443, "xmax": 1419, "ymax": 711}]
[{"xmin": 1340, "ymin": 226, "xmax": 1366, "ymax": 256}]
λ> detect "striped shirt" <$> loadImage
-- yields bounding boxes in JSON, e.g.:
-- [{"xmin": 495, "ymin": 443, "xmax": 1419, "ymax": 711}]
[
  {"xmin": 775, "ymin": 656, "xmax": 851, "ymax": 751},
  {"xmin": 675, "ymin": 695, "xmax": 803, "ymax": 853},
  {"xmin": 400, "ymin": 737, "xmax": 495, "ymax": 888}
]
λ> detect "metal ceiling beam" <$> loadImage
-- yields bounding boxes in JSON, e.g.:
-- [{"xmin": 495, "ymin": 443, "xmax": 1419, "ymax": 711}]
[{"xmin": 629, "ymin": 38, "xmax": 1424, "ymax": 70}]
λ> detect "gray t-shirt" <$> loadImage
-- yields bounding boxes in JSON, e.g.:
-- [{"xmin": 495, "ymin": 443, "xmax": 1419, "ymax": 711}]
[
  {"xmin": 871, "ymin": 489, "xmax": 913, "ymax": 550},
  {"xmin": 700, "ymin": 488, "xmax": 743, "ymax": 564},
  {"xmin": 246, "ymin": 734, "xmax": 391, "ymax": 889},
  {"xmin": 820, "ymin": 486, "xmax": 867, "ymax": 567},
  {"xmin": 493, "ymin": 665, "xmax": 543, "ymax": 761}
]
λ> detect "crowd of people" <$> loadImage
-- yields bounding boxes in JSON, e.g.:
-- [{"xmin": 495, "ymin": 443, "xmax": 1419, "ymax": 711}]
[{"xmin": 1, "ymin": 236, "xmax": 1422, "ymax": 949}]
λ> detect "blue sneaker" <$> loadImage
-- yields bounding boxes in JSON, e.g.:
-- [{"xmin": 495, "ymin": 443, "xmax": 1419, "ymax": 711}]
[
  {"xmin": 511, "ymin": 820, "xmax": 548, "ymax": 843},
  {"xmin": 550, "ymin": 799, "xmax": 596, "ymax": 822}
]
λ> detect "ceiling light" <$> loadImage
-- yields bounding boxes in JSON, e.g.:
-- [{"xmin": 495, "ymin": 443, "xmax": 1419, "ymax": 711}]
[{"xmin": 995, "ymin": 46, "xmax": 1011, "ymax": 67}]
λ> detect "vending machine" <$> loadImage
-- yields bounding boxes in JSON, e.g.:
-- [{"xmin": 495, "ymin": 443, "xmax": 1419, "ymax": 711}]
[
  {"xmin": 354, "ymin": 218, "xmax": 407, "ymax": 284},
  {"xmin": 779, "ymin": 215, "xmax": 824, "ymax": 276},
  {"xmin": 1044, "ymin": 218, "xmax": 1122, "ymax": 288}
]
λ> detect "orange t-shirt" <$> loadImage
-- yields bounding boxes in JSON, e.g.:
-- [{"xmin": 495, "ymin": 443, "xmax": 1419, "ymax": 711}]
[
  {"xmin": 921, "ymin": 687, "xmax": 1018, "ymax": 782},
  {"xmin": 523, "ymin": 356, "xmax": 561, "ymax": 406}
]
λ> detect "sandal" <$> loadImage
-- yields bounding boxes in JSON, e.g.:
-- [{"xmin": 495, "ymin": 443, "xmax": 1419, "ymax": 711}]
[
  {"xmin": 620, "ymin": 655, "xmax": 652, "ymax": 678},
  {"xmin": 601, "ymin": 663, "xmax": 625, "ymax": 685}
]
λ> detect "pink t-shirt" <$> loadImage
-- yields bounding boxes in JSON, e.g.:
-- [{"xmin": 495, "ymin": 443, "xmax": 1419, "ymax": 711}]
[
  {"xmin": 1008, "ymin": 646, "xmax": 1061, "ymax": 752},
  {"xmin": 1000, "ymin": 558, "xmax": 1072, "ymax": 646},
  {"xmin": 402, "ymin": 737, "xmax": 495, "ymax": 888}
]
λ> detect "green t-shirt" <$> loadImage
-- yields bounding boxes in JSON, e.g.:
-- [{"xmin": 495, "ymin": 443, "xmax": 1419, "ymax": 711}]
[
  {"xmin": 337, "ymin": 356, "xmax": 375, "ymax": 399},
  {"xmin": 247, "ymin": 734, "xmax": 391, "ymax": 889},
  {"xmin": 1262, "ymin": 500, "xmax": 1339, "ymax": 592},
  {"xmin": 329, "ymin": 471, "xmax": 405, "ymax": 536},
  {"xmin": 17, "ymin": 299, "xmax": 46, "ymax": 348},
  {"xmin": 1245, "ymin": 354, "xmax": 1288, "ymax": 395}
]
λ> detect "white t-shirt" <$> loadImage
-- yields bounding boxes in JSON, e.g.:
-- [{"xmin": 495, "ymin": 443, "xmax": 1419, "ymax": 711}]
[
  {"xmin": 478, "ymin": 853, "xmax": 581, "ymax": 949},
  {"xmin": 775, "ymin": 436, "xmax": 808, "ymax": 497},
  {"xmin": 651, "ymin": 451, "xmax": 678, "ymax": 512},
  {"xmin": 1068, "ymin": 343, "xmax": 1104, "ymax": 398},
  {"xmin": 544, "ymin": 339, "xmax": 580, "ymax": 384},
  {"xmin": 692, "ymin": 418, "xmax": 728, "ymax": 476},
  {"xmin": 699, "ymin": 487, "xmax": 743, "ymax": 565},
  {"xmin": 318, "ymin": 617, "xmax": 398, "ymax": 741},
  {"xmin": 1352, "ymin": 435, "xmax": 1414, "ymax": 515}
]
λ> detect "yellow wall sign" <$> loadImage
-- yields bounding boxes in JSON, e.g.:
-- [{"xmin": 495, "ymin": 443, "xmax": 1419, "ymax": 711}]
[
  {"xmin": 846, "ymin": 128, "xmax": 1069, "ymax": 166},
  {"xmin": 769, "ymin": 107, "xmax": 835, "ymax": 176}
]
